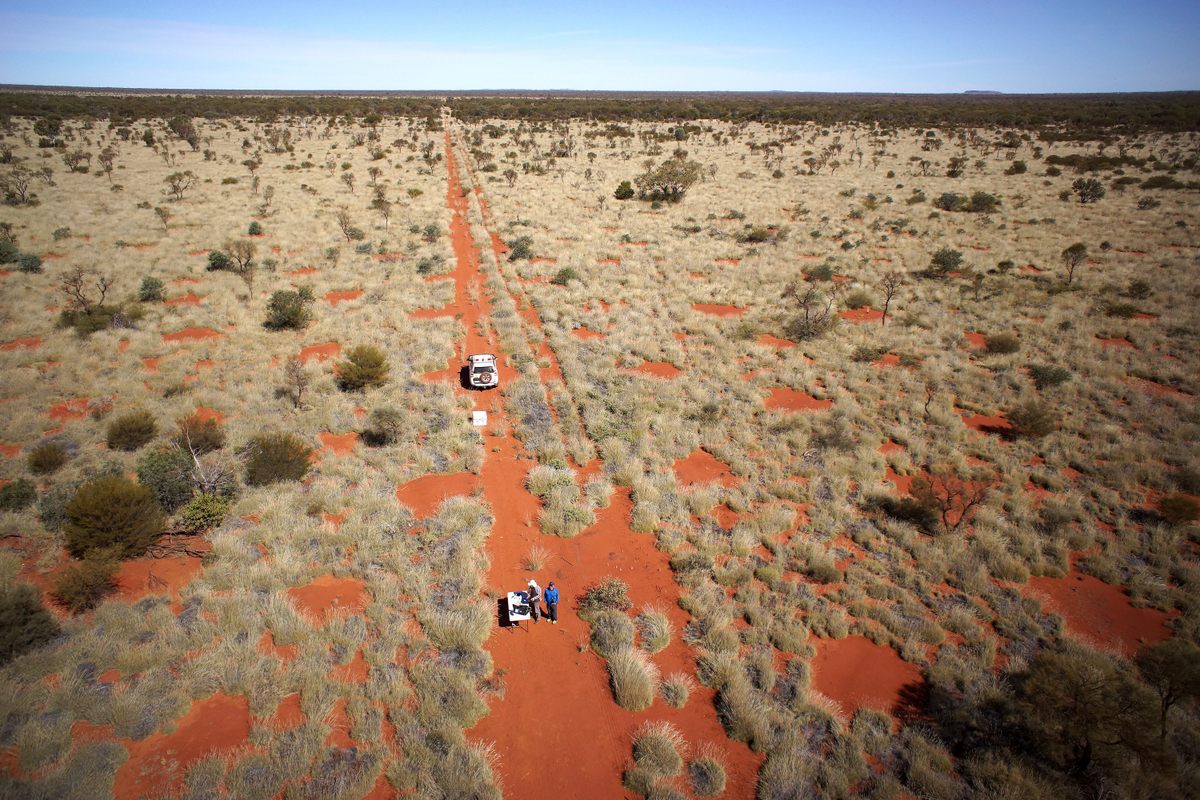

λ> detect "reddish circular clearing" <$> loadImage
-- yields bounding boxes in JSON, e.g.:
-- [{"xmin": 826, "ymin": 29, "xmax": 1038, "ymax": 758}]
[
  {"xmin": 113, "ymin": 555, "xmax": 204, "ymax": 605},
  {"xmin": 318, "ymin": 431, "xmax": 359, "ymax": 457},
  {"xmin": 0, "ymin": 337, "xmax": 42, "ymax": 351},
  {"xmin": 287, "ymin": 575, "xmax": 369, "ymax": 622},
  {"xmin": 47, "ymin": 397, "xmax": 91, "ymax": 423},
  {"xmin": 714, "ymin": 257, "xmax": 741, "ymax": 265},
  {"xmin": 692, "ymin": 303, "xmax": 746, "ymax": 317},
  {"xmin": 284, "ymin": 267, "xmax": 320, "ymax": 276},
  {"xmin": 1027, "ymin": 570, "xmax": 1174, "ymax": 655},
  {"xmin": 395, "ymin": 472, "xmax": 480, "ymax": 518},
  {"xmin": 674, "ymin": 449, "xmax": 741, "ymax": 487},
  {"xmin": 597, "ymin": 257, "xmax": 621, "ymax": 265},
  {"xmin": 757, "ymin": 334, "xmax": 795, "ymax": 348},
  {"xmin": 811, "ymin": 635, "xmax": 924, "ymax": 720},
  {"xmin": 191, "ymin": 406, "xmax": 225, "ymax": 424},
  {"xmin": 298, "ymin": 341, "xmax": 340, "ymax": 363},
  {"xmin": 114, "ymin": 692, "xmax": 250, "ymax": 800},
  {"xmin": 164, "ymin": 293, "xmax": 203, "ymax": 306},
  {"xmin": 0, "ymin": 443, "xmax": 21, "ymax": 458},
  {"xmin": 960, "ymin": 410, "xmax": 1013, "ymax": 434},
  {"xmin": 963, "ymin": 331, "xmax": 987, "ymax": 348},
  {"xmin": 162, "ymin": 327, "xmax": 222, "ymax": 343},
  {"xmin": 626, "ymin": 361, "xmax": 681, "ymax": 379},
  {"xmin": 838, "ymin": 307, "xmax": 884, "ymax": 324},
  {"xmin": 572, "ymin": 327, "xmax": 605, "ymax": 340},
  {"xmin": 765, "ymin": 387, "xmax": 832, "ymax": 412},
  {"xmin": 324, "ymin": 289, "xmax": 364, "ymax": 306}
]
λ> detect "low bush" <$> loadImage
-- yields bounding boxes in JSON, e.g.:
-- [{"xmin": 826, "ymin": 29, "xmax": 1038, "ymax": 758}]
[
  {"xmin": 984, "ymin": 332, "xmax": 1020, "ymax": 354},
  {"xmin": 633, "ymin": 720, "xmax": 684, "ymax": 776},
  {"xmin": 206, "ymin": 250, "xmax": 231, "ymax": 271},
  {"xmin": 1007, "ymin": 400, "xmax": 1057, "ymax": 438},
  {"xmin": 17, "ymin": 254, "xmax": 42, "ymax": 273},
  {"xmin": 336, "ymin": 345, "xmax": 390, "ymax": 391},
  {"xmin": 64, "ymin": 476, "xmax": 165, "ymax": 559},
  {"xmin": 1158, "ymin": 494, "xmax": 1199, "ymax": 526},
  {"xmin": 106, "ymin": 410, "xmax": 158, "ymax": 451},
  {"xmin": 52, "ymin": 554, "xmax": 118, "ymax": 613},
  {"xmin": 177, "ymin": 493, "xmax": 229, "ymax": 534},
  {"xmin": 243, "ymin": 432, "xmax": 313, "ymax": 485},
  {"xmin": 263, "ymin": 287, "xmax": 314, "ymax": 330},
  {"xmin": 608, "ymin": 647, "xmax": 659, "ymax": 711},
  {"xmin": 136, "ymin": 448, "xmax": 195, "ymax": 512},
  {"xmin": 176, "ymin": 415, "xmax": 225, "ymax": 453},
  {"xmin": 844, "ymin": 289, "xmax": 873, "ymax": 309},
  {"xmin": 866, "ymin": 493, "xmax": 939, "ymax": 532},
  {"xmin": 138, "ymin": 276, "xmax": 165, "ymax": 302},
  {"xmin": 0, "ymin": 241, "xmax": 18, "ymax": 263},
  {"xmin": 28, "ymin": 441, "xmax": 68, "ymax": 475},
  {"xmin": 661, "ymin": 672, "xmax": 694, "ymax": 708},
  {"xmin": 362, "ymin": 406, "xmax": 405, "ymax": 446},
  {"xmin": 0, "ymin": 478, "xmax": 37, "ymax": 512},
  {"xmin": 614, "ymin": 180, "xmax": 635, "ymax": 200},
  {"xmin": 590, "ymin": 610, "xmax": 635, "ymax": 658},
  {"xmin": 927, "ymin": 247, "xmax": 963, "ymax": 276},
  {"xmin": 1028, "ymin": 364, "xmax": 1072, "ymax": 390},
  {"xmin": 551, "ymin": 267, "xmax": 579, "ymax": 286},
  {"xmin": 0, "ymin": 584, "xmax": 61, "ymax": 665},
  {"xmin": 58, "ymin": 305, "xmax": 120, "ymax": 336},
  {"xmin": 247, "ymin": 221, "xmax": 263, "ymax": 235},
  {"xmin": 506, "ymin": 236, "xmax": 534, "ymax": 260},
  {"xmin": 688, "ymin": 745, "xmax": 728, "ymax": 797}
]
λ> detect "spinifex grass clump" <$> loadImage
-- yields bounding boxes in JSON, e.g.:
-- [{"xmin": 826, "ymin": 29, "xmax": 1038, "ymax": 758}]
[
  {"xmin": 106, "ymin": 410, "xmax": 158, "ymax": 451},
  {"xmin": 64, "ymin": 476, "xmax": 165, "ymax": 559},
  {"xmin": 28, "ymin": 441, "xmax": 69, "ymax": 475}
]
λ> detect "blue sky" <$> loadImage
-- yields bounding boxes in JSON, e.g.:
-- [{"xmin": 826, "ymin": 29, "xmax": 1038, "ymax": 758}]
[{"xmin": 1, "ymin": 1, "xmax": 1198, "ymax": 92}]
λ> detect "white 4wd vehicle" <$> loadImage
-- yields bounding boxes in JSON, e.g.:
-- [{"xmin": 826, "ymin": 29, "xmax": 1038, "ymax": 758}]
[{"xmin": 468, "ymin": 354, "xmax": 499, "ymax": 389}]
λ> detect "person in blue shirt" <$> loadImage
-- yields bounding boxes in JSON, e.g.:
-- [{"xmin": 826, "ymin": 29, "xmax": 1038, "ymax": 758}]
[{"xmin": 544, "ymin": 581, "xmax": 560, "ymax": 624}]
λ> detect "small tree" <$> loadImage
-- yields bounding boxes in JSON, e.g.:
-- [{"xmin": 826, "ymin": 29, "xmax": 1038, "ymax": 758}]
[
  {"xmin": 264, "ymin": 287, "xmax": 315, "ymax": 330},
  {"xmin": 163, "ymin": 170, "xmax": 197, "ymax": 201},
  {"xmin": 781, "ymin": 281, "xmax": 836, "ymax": 341},
  {"xmin": 614, "ymin": 180, "xmax": 635, "ymax": 200},
  {"xmin": 1072, "ymin": 177, "xmax": 1106, "ymax": 204},
  {"xmin": 60, "ymin": 266, "xmax": 113, "ymax": 314},
  {"xmin": 1135, "ymin": 639, "xmax": 1200, "ymax": 739},
  {"xmin": 282, "ymin": 356, "xmax": 310, "ymax": 409},
  {"xmin": 97, "ymin": 148, "xmax": 115, "ymax": 182},
  {"xmin": 225, "ymin": 239, "xmax": 257, "ymax": 297},
  {"xmin": 371, "ymin": 197, "xmax": 392, "ymax": 232},
  {"xmin": 336, "ymin": 345, "xmax": 390, "ymax": 391},
  {"xmin": 1061, "ymin": 242, "xmax": 1087, "ymax": 285},
  {"xmin": 879, "ymin": 271, "xmax": 905, "ymax": 325},
  {"xmin": 910, "ymin": 467, "xmax": 991, "ymax": 533},
  {"xmin": 927, "ymin": 247, "xmax": 963, "ymax": 277},
  {"xmin": 504, "ymin": 169, "xmax": 518, "ymax": 187},
  {"xmin": 634, "ymin": 159, "xmax": 703, "ymax": 202},
  {"xmin": 341, "ymin": 172, "xmax": 356, "ymax": 193},
  {"xmin": 336, "ymin": 208, "xmax": 356, "ymax": 242},
  {"xmin": 154, "ymin": 206, "xmax": 172, "ymax": 232}
]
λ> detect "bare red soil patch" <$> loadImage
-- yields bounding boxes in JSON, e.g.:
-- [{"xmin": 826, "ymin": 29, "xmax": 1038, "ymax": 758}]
[
  {"xmin": 1124, "ymin": 377, "xmax": 1192, "ymax": 399},
  {"xmin": 838, "ymin": 307, "xmax": 884, "ymax": 323},
  {"xmin": 0, "ymin": 443, "xmax": 21, "ymax": 458},
  {"xmin": 298, "ymin": 341, "xmax": 340, "ymax": 364},
  {"xmin": 318, "ymin": 431, "xmax": 358, "ymax": 457},
  {"xmin": 960, "ymin": 409, "xmax": 1013, "ymax": 435},
  {"xmin": 47, "ymin": 397, "xmax": 90, "ymax": 423},
  {"xmin": 287, "ymin": 575, "xmax": 369, "ymax": 622},
  {"xmin": 1133, "ymin": 312, "xmax": 1158, "ymax": 321},
  {"xmin": 186, "ymin": 249, "xmax": 208, "ymax": 257},
  {"xmin": 284, "ymin": 267, "xmax": 320, "ymax": 276},
  {"xmin": 395, "ymin": 472, "xmax": 480, "ymax": 518},
  {"xmin": 714, "ymin": 257, "xmax": 741, "ymax": 266},
  {"xmin": 164, "ymin": 292, "xmax": 203, "ymax": 306},
  {"xmin": 597, "ymin": 257, "xmax": 621, "ymax": 265},
  {"xmin": 879, "ymin": 440, "xmax": 904, "ymax": 455},
  {"xmin": 1097, "ymin": 336, "xmax": 1136, "ymax": 349},
  {"xmin": 1, "ymin": 337, "xmax": 42, "ymax": 351},
  {"xmin": 625, "ymin": 361, "xmax": 681, "ymax": 379},
  {"xmin": 963, "ymin": 331, "xmax": 987, "ymax": 348},
  {"xmin": 332, "ymin": 649, "xmax": 369, "ymax": 683},
  {"xmin": 811, "ymin": 635, "xmax": 924, "ymax": 720},
  {"xmin": 757, "ymin": 333, "xmax": 795, "ymax": 348},
  {"xmin": 693, "ymin": 303, "xmax": 746, "ymax": 317},
  {"xmin": 874, "ymin": 353, "xmax": 901, "ymax": 367},
  {"xmin": 114, "ymin": 692, "xmax": 250, "ymax": 800},
  {"xmin": 270, "ymin": 693, "xmax": 304, "ymax": 730},
  {"xmin": 674, "ymin": 449, "xmax": 741, "ymax": 487},
  {"xmin": 191, "ymin": 406, "xmax": 225, "ymax": 424},
  {"xmin": 572, "ymin": 327, "xmax": 604, "ymax": 340},
  {"xmin": 530, "ymin": 256, "xmax": 557, "ymax": 264},
  {"xmin": 162, "ymin": 327, "xmax": 222, "ymax": 343},
  {"xmin": 258, "ymin": 630, "xmax": 298, "ymax": 662},
  {"xmin": 1027, "ymin": 569, "xmax": 1174, "ymax": 655},
  {"xmin": 765, "ymin": 387, "xmax": 832, "ymax": 412},
  {"xmin": 114, "ymin": 554, "xmax": 204, "ymax": 606},
  {"xmin": 324, "ymin": 289, "xmax": 364, "ymax": 306}
]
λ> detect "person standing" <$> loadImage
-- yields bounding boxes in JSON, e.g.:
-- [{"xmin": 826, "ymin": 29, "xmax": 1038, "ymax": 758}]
[
  {"xmin": 544, "ymin": 581, "xmax": 559, "ymax": 624},
  {"xmin": 527, "ymin": 579, "xmax": 541, "ymax": 623}
]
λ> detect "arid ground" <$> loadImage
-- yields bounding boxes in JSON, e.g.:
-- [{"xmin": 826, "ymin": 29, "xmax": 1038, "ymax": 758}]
[{"xmin": 1, "ymin": 95, "xmax": 1198, "ymax": 799}]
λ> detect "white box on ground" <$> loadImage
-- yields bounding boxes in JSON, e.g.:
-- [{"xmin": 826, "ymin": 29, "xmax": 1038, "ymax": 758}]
[{"xmin": 471, "ymin": 410, "xmax": 488, "ymax": 427}]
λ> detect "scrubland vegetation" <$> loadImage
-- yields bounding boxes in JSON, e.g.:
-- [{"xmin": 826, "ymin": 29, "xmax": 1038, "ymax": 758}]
[{"xmin": 1, "ymin": 91, "xmax": 1199, "ymax": 798}]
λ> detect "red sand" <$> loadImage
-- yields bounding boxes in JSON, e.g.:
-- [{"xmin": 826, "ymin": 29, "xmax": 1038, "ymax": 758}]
[
  {"xmin": 270, "ymin": 693, "xmax": 305, "ymax": 730},
  {"xmin": 597, "ymin": 257, "xmax": 621, "ymax": 265},
  {"xmin": 114, "ymin": 693, "xmax": 250, "ymax": 800},
  {"xmin": 757, "ymin": 334, "xmax": 796, "ymax": 348},
  {"xmin": 332, "ymin": 649, "xmax": 370, "ymax": 683},
  {"xmin": 1, "ymin": 337, "xmax": 42, "ymax": 350},
  {"xmin": 960, "ymin": 410, "xmax": 1013, "ymax": 435},
  {"xmin": 874, "ymin": 353, "xmax": 901, "ymax": 367},
  {"xmin": 47, "ymin": 397, "xmax": 91, "ymax": 423},
  {"xmin": 258, "ymin": 630, "xmax": 298, "ymax": 662},
  {"xmin": 879, "ymin": 440, "xmax": 904, "ymax": 455},
  {"xmin": 395, "ymin": 472, "xmax": 480, "ymax": 518},
  {"xmin": 318, "ymin": 431, "xmax": 359, "ymax": 457},
  {"xmin": 162, "ymin": 327, "xmax": 222, "ymax": 343},
  {"xmin": 674, "ymin": 449, "xmax": 741, "ymax": 487},
  {"xmin": 1097, "ymin": 336, "xmax": 1136, "ymax": 349},
  {"xmin": 692, "ymin": 303, "xmax": 746, "ymax": 317},
  {"xmin": 0, "ymin": 444, "xmax": 21, "ymax": 458},
  {"xmin": 963, "ymin": 332, "xmax": 987, "ymax": 348},
  {"xmin": 811, "ymin": 635, "xmax": 924, "ymax": 720},
  {"xmin": 324, "ymin": 289, "xmax": 364, "ymax": 306},
  {"xmin": 191, "ymin": 406, "xmax": 225, "ymax": 424},
  {"xmin": 714, "ymin": 258, "xmax": 741, "ymax": 266},
  {"xmin": 838, "ymin": 307, "xmax": 884, "ymax": 324},
  {"xmin": 572, "ymin": 327, "xmax": 605, "ymax": 340},
  {"xmin": 765, "ymin": 387, "xmax": 832, "ymax": 412},
  {"xmin": 1124, "ymin": 377, "xmax": 1192, "ymax": 399},
  {"xmin": 1028, "ymin": 569, "xmax": 1173, "ymax": 655},
  {"xmin": 298, "ymin": 341, "xmax": 340, "ymax": 363},
  {"xmin": 284, "ymin": 267, "xmax": 320, "ymax": 276},
  {"xmin": 164, "ymin": 292, "xmax": 203, "ymax": 306},
  {"xmin": 626, "ymin": 361, "xmax": 681, "ymax": 379},
  {"xmin": 113, "ymin": 555, "xmax": 204, "ymax": 605},
  {"xmin": 287, "ymin": 575, "xmax": 369, "ymax": 623}
]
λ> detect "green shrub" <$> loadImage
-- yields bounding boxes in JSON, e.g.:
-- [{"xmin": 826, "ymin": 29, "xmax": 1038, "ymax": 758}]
[
  {"xmin": 363, "ymin": 406, "xmax": 405, "ymax": 446},
  {"xmin": 64, "ymin": 476, "xmax": 165, "ymax": 559},
  {"xmin": 1029, "ymin": 364, "xmax": 1072, "ymax": 390},
  {"xmin": 264, "ymin": 287, "xmax": 314, "ymax": 330},
  {"xmin": 1158, "ymin": 494, "xmax": 1199, "ymax": 526},
  {"xmin": 336, "ymin": 345, "xmax": 390, "ymax": 391},
  {"xmin": 176, "ymin": 415, "xmax": 225, "ymax": 453},
  {"xmin": 506, "ymin": 236, "xmax": 534, "ymax": 260},
  {"xmin": 0, "ymin": 478, "xmax": 37, "ymax": 512},
  {"xmin": 1005, "ymin": 161, "xmax": 1027, "ymax": 175},
  {"xmin": 614, "ymin": 180, "xmax": 635, "ymax": 200},
  {"xmin": 52, "ymin": 227, "xmax": 71, "ymax": 241},
  {"xmin": 38, "ymin": 481, "xmax": 80, "ymax": 531},
  {"xmin": 969, "ymin": 191, "xmax": 1000, "ymax": 212},
  {"xmin": 1007, "ymin": 400, "xmax": 1056, "ymax": 438},
  {"xmin": 932, "ymin": 193, "xmax": 965, "ymax": 212},
  {"xmin": 177, "ymin": 493, "xmax": 230, "ymax": 534},
  {"xmin": 17, "ymin": 254, "xmax": 42, "ymax": 273},
  {"xmin": 106, "ymin": 410, "xmax": 157, "ymax": 451},
  {"xmin": 58, "ymin": 305, "xmax": 119, "ymax": 336},
  {"xmin": 578, "ymin": 578, "xmax": 632, "ymax": 621},
  {"xmin": 0, "ymin": 584, "xmax": 60, "ymax": 665},
  {"xmin": 28, "ymin": 441, "xmax": 68, "ymax": 475},
  {"xmin": 551, "ymin": 267, "xmax": 579, "ymax": 286},
  {"xmin": 247, "ymin": 221, "xmax": 263, "ymax": 235},
  {"xmin": 0, "ymin": 241, "xmax": 18, "ymax": 263},
  {"xmin": 984, "ymin": 332, "xmax": 1020, "ymax": 354},
  {"xmin": 1072, "ymin": 177, "xmax": 1106, "ymax": 203},
  {"xmin": 243, "ymin": 432, "xmax": 312, "ymax": 485},
  {"xmin": 927, "ymin": 247, "xmax": 963, "ymax": 275},
  {"xmin": 138, "ymin": 276, "xmax": 165, "ymax": 302},
  {"xmin": 53, "ymin": 554, "xmax": 118, "ymax": 613},
  {"xmin": 802, "ymin": 263, "xmax": 835, "ymax": 281},
  {"xmin": 633, "ymin": 721, "xmax": 684, "ymax": 776},
  {"xmin": 844, "ymin": 289, "xmax": 873, "ymax": 309},
  {"xmin": 207, "ymin": 250, "xmax": 231, "ymax": 271},
  {"xmin": 136, "ymin": 448, "xmax": 195, "ymax": 512}
]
